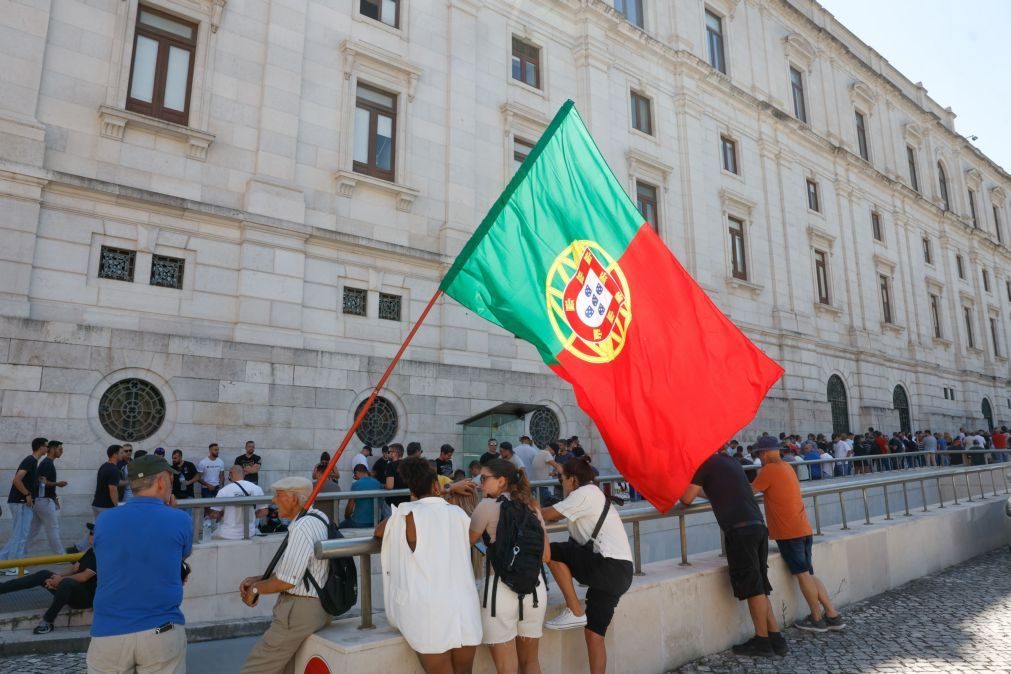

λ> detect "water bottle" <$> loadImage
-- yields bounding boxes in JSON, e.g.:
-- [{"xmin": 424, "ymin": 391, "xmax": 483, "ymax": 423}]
[{"xmin": 203, "ymin": 517, "xmax": 213, "ymax": 541}]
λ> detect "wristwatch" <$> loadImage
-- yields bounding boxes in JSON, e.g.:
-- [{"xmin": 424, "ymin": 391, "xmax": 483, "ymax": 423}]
[{"xmin": 250, "ymin": 585, "xmax": 259, "ymax": 596}]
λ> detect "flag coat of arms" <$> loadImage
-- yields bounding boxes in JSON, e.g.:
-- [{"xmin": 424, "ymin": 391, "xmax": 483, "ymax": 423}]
[{"xmin": 440, "ymin": 100, "xmax": 783, "ymax": 511}]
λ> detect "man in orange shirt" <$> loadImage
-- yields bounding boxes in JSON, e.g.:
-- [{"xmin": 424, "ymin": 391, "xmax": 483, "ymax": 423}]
[{"xmin": 751, "ymin": 437, "xmax": 847, "ymax": 633}]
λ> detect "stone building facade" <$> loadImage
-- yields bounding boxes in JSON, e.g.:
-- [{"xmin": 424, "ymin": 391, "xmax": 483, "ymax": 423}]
[{"xmin": 1, "ymin": 0, "xmax": 1010, "ymax": 536}]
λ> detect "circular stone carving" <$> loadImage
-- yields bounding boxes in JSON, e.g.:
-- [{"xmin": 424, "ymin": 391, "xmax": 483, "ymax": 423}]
[
  {"xmin": 354, "ymin": 396, "xmax": 398, "ymax": 447},
  {"xmin": 98, "ymin": 378, "xmax": 166, "ymax": 442},
  {"xmin": 529, "ymin": 407, "xmax": 560, "ymax": 448}
]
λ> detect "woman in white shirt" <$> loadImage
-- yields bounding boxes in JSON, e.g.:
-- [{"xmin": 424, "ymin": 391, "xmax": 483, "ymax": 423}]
[
  {"xmin": 541, "ymin": 458, "xmax": 633, "ymax": 674},
  {"xmin": 469, "ymin": 459, "xmax": 549, "ymax": 674},
  {"xmin": 376, "ymin": 457, "xmax": 482, "ymax": 673}
]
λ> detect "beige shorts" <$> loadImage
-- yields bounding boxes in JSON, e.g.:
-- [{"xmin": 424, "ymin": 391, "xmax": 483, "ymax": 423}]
[
  {"xmin": 87, "ymin": 623, "xmax": 186, "ymax": 674},
  {"xmin": 480, "ymin": 576, "xmax": 548, "ymax": 644}
]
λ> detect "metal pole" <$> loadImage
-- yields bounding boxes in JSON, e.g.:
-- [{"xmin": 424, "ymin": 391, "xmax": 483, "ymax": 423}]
[
  {"xmin": 976, "ymin": 472, "xmax": 986, "ymax": 499},
  {"xmin": 191, "ymin": 509, "xmax": 202, "ymax": 545},
  {"xmin": 358, "ymin": 553, "xmax": 374, "ymax": 630},
  {"xmin": 861, "ymin": 488, "xmax": 871, "ymax": 525},
  {"xmin": 719, "ymin": 529, "xmax": 726, "ymax": 558},
  {"xmin": 935, "ymin": 477, "xmax": 944, "ymax": 508},
  {"xmin": 990, "ymin": 469, "xmax": 999, "ymax": 497},
  {"xmin": 965, "ymin": 473, "xmax": 974, "ymax": 502},
  {"xmin": 951, "ymin": 474, "xmax": 959, "ymax": 505},
  {"xmin": 919, "ymin": 480, "xmax": 928, "ymax": 512},
  {"xmin": 838, "ymin": 492, "xmax": 848, "ymax": 530},
  {"xmin": 632, "ymin": 521, "xmax": 644, "ymax": 576},
  {"xmin": 901, "ymin": 481, "xmax": 910, "ymax": 516},
  {"xmin": 813, "ymin": 494, "xmax": 822, "ymax": 535},
  {"xmin": 243, "ymin": 505, "xmax": 250, "ymax": 540},
  {"xmin": 882, "ymin": 485, "xmax": 892, "ymax": 520},
  {"xmin": 678, "ymin": 514, "xmax": 689, "ymax": 566}
]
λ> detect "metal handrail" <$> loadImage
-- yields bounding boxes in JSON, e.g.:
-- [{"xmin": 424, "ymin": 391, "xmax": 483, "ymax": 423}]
[
  {"xmin": 315, "ymin": 461, "xmax": 1010, "ymax": 630},
  {"xmin": 0, "ymin": 552, "xmax": 84, "ymax": 577}
]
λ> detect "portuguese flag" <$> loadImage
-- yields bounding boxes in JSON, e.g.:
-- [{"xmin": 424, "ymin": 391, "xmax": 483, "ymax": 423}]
[{"xmin": 440, "ymin": 101, "xmax": 783, "ymax": 512}]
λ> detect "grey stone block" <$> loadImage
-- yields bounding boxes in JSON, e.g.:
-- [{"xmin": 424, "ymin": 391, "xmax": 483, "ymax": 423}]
[
  {"xmin": 40, "ymin": 367, "xmax": 101, "ymax": 394},
  {"xmin": 314, "ymin": 387, "xmax": 354, "ymax": 410},
  {"xmin": 169, "ymin": 377, "xmax": 221, "ymax": 402},
  {"xmin": 9, "ymin": 340, "xmax": 91, "ymax": 368},
  {"xmin": 268, "ymin": 384, "xmax": 316, "ymax": 407}
]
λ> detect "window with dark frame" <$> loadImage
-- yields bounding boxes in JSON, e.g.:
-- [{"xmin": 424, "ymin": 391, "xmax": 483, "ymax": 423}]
[
  {"xmin": 879, "ymin": 274, "xmax": 892, "ymax": 324},
  {"xmin": 982, "ymin": 268, "xmax": 991, "ymax": 293},
  {"xmin": 728, "ymin": 216, "xmax": 747, "ymax": 280},
  {"xmin": 943, "ymin": 387, "xmax": 949, "ymax": 400},
  {"xmin": 720, "ymin": 135, "xmax": 738, "ymax": 174},
  {"xmin": 855, "ymin": 111, "xmax": 869, "ymax": 161},
  {"xmin": 938, "ymin": 163, "xmax": 950, "ymax": 211},
  {"xmin": 705, "ymin": 10, "xmax": 726, "ymax": 74},
  {"xmin": 964, "ymin": 306, "xmax": 975, "ymax": 348},
  {"xmin": 950, "ymin": 388, "xmax": 955, "ymax": 401},
  {"xmin": 871, "ymin": 211, "xmax": 883, "ymax": 241},
  {"xmin": 511, "ymin": 37, "xmax": 540, "ymax": 89},
  {"xmin": 126, "ymin": 7, "xmax": 197, "ymax": 125},
  {"xmin": 342, "ymin": 287, "xmax": 368, "ymax": 316},
  {"xmin": 630, "ymin": 91, "xmax": 652, "ymax": 135},
  {"xmin": 907, "ymin": 146, "xmax": 919, "ymax": 192},
  {"xmin": 513, "ymin": 137, "xmax": 534, "ymax": 172},
  {"xmin": 360, "ymin": 0, "xmax": 399, "ymax": 27},
  {"xmin": 922, "ymin": 237, "xmax": 932, "ymax": 264},
  {"xmin": 929, "ymin": 293, "xmax": 942, "ymax": 339},
  {"xmin": 635, "ymin": 181, "xmax": 658, "ymax": 229},
  {"xmin": 613, "ymin": 0, "xmax": 644, "ymax": 28},
  {"xmin": 150, "ymin": 254, "xmax": 185, "ymax": 289},
  {"xmin": 98, "ymin": 246, "xmax": 137, "ymax": 282},
  {"xmin": 378, "ymin": 292, "xmax": 402, "ymax": 321},
  {"xmin": 790, "ymin": 67, "xmax": 807, "ymax": 123},
  {"xmin": 994, "ymin": 206, "xmax": 1004, "ymax": 244},
  {"xmin": 956, "ymin": 253, "xmax": 965, "ymax": 279},
  {"xmin": 814, "ymin": 249, "xmax": 830, "ymax": 305},
  {"xmin": 990, "ymin": 317, "xmax": 1002, "ymax": 357},
  {"xmin": 806, "ymin": 178, "xmax": 820, "ymax": 212},
  {"xmin": 968, "ymin": 189, "xmax": 979, "ymax": 227},
  {"xmin": 353, "ymin": 83, "xmax": 397, "ymax": 182}
]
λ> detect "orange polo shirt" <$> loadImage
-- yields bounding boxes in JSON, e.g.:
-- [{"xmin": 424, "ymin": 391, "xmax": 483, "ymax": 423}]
[{"xmin": 751, "ymin": 460, "xmax": 813, "ymax": 540}]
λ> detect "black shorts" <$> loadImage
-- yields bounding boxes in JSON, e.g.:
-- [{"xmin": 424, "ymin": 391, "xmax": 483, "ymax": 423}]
[
  {"xmin": 724, "ymin": 524, "xmax": 772, "ymax": 600},
  {"xmin": 776, "ymin": 536, "xmax": 814, "ymax": 575},
  {"xmin": 550, "ymin": 540, "xmax": 633, "ymax": 636}
]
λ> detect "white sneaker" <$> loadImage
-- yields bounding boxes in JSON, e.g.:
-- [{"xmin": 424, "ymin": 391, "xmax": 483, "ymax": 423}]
[
  {"xmin": 0, "ymin": 568, "xmax": 18, "ymax": 576},
  {"xmin": 544, "ymin": 607, "xmax": 587, "ymax": 630}
]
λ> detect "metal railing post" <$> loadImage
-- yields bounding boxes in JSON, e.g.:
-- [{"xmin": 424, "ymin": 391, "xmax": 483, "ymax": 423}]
[
  {"xmin": 838, "ymin": 492, "xmax": 848, "ymax": 530},
  {"xmin": 632, "ymin": 521, "xmax": 644, "ymax": 576},
  {"xmin": 976, "ymin": 472, "xmax": 986, "ymax": 499},
  {"xmin": 678, "ymin": 514, "xmax": 689, "ymax": 566},
  {"xmin": 191, "ymin": 509, "xmax": 202, "ymax": 545},
  {"xmin": 965, "ymin": 473, "xmax": 974, "ymax": 502},
  {"xmin": 861, "ymin": 488, "xmax": 871, "ymax": 525},
  {"xmin": 882, "ymin": 485, "xmax": 892, "ymax": 520},
  {"xmin": 242, "ymin": 506, "xmax": 250, "ymax": 540},
  {"xmin": 990, "ymin": 469, "xmax": 999, "ymax": 497},
  {"xmin": 919, "ymin": 480, "xmax": 928, "ymax": 512},
  {"xmin": 901, "ymin": 481, "xmax": 911, "ymax": 516},
  {"xmin": 813, "ymin": 494, "xmax": 822, "ymax": 535},
  {"xmin": 358, "ymin": 553, "xmax": 374, "ymax": 630},
  {"xmin": 935, "ymin": 478, "xmax": 944, "ymax": 508},
  {"xmin": 951, "ymin": 474, "xmax": 959, "ymax": 505},
  {"xmin": 719, "ymin": 529, "xmax": 726, "ymax": 558}
]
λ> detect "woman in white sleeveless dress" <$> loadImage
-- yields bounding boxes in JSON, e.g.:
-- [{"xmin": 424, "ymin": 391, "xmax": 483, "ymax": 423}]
[{"xmin": 377, "ymin": 457, "xmax": 482, "ymax": 673}]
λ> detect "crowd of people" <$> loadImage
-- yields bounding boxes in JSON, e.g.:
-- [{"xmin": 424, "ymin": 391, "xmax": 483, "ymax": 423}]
[{"xmin": 0, "ymin": 423, "xmax": 1006, "ymax": 672}]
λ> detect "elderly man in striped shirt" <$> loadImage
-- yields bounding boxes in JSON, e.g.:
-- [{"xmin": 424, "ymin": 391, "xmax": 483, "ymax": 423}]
[{"xmin": 239, "ymin": 477, "xmax": 331, "ymax": 674}]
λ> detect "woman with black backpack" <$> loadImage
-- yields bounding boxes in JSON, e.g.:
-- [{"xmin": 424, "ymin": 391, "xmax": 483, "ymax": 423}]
[{"xmin": 469, "ymin": 459, "xmax": 550, "ymax": 674}]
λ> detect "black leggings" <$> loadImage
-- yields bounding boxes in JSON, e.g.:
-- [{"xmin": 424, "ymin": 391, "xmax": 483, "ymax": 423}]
[{"xmin": 0, "ymin": 570, "xmax": 94, "ymax": 623}]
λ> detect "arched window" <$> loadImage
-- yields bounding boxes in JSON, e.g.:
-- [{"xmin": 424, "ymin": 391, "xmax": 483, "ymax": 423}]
[
  {"xmin": 827, "ymin": 375, "xmax": 850, "ymax": 435},
  {"xmin": 892, "ymin": 385, "xmax": 911, "ymax": 434},
  {"xmin": 354, "ymin": 396, "xmax": 398, "ymax": 446},
  {"xmin": 99, "ymin": 378, "xmax": 166, "ymax": 441},
  {"xmin": 529, "ymin": 407, "xmax": 561, "ymax": 448},
  {"xmin": 937, "ymin": 163, "xmax": 950, "ymax": 211},
  {"xmin": 982, "ymin": 398, "xmax": 994, "ymax": 432}
]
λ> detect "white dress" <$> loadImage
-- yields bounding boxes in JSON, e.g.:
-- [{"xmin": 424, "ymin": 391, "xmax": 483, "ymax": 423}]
[{"xmin": 381, "ymin": 497, "xmax": 482, "ymax": 653}]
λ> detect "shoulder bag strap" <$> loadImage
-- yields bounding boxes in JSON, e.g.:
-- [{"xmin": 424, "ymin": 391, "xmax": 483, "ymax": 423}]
[
  {"xmin": 234, "ymin": 481, "xmax": 249, "ymax": 497},
  {"xmin": 587, "ymin": 494, "xmax": 612, "ymax": 546}
]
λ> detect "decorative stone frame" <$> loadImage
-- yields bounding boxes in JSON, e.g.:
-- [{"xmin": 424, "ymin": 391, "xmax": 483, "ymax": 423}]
[
  {"xmin": 720, "ymin": 188, "xmax": 762, "ymax": 297},
  {"xmin": 506, "ymin": 25, "xmax": 549, "ymax": 100},
  {"xmin": 925, "ymin": 278, "xmax": 950, "ymax": 346},
  {"xmin": 98, "ymin": 0, "xmax": 221, "ymax": 161},
  {"xmin": 352, "ymin": 0, "xmax": 410, "ymax": 38},
  {"xmin": 987, "ymin": 306, "xmax": 1008, "ymax": 361},
  {"xmin": 702, "ymin": 0, "xmax": 740, "ymax": 76},
  {"xmin": 88, "ymin": 368, "xmax": 177, "ymax": 449},
  {"xmin": 873, "ymin": 254, "xmax": 902, "ymax": 333},
  {"xmin": 347, "ymin": 388, "xmax": 408, "ymax": 448},
  {"xmin": 626, "ymin": 149, "xmax": 673, "ymax": 234},
  {"xmin": 718, "ymin": 127, "xmax": 744, "ymax": 181},
  {"xmin": 87, "ymin": 230, "xmax": 196, "ymax": 299},
  {"xmin": 501, "ymin": 101, "xmax": 548, "ymax": 182},
  {"xmin": 625, "ymin": 78, "xmax": 658, "ymax": 142},
  {"xmin": 807, "ymin": 225, "xmax": 840, "ymax": 315},
  {"xmin": 334, "ymin": 39, "xmax": 422, "ymax": 212},
  {"xmin": 959, "ymin": 292, "xmax": 983, "ymax": 354}
]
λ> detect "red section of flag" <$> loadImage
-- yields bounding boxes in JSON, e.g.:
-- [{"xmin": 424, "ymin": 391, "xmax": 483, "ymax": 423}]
[{"xmin": 551, "ymin": 225, "xmax": 783, "ymax": 512}]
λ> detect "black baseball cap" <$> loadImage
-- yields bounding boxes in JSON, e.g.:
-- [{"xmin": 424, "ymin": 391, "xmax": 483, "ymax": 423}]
[
  {"xmin": 127, "ymin": 454, "xmax": 178, "ymax": 480},
  {"xmin": 752, "ymin": 436, "xmax": 781, "ymax": 453}
]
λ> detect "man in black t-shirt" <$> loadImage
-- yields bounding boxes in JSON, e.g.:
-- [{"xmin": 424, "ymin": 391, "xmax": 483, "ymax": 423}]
[
  {"xmin": 434, "ymin": 444, "xmax": 455, "ymax": 478},
  {"xmin": 0, "ymin": 522, "xmax": 98, "ymax": 634},
  {"xmin": 383, "ymin": 444, "xmax": 408, "ymax": 506},
  {"xmin": 171, "ymin": 450, "xmax": 200, "ymax": 499},
  {"xmin": 679, "ymin": 440, "xmax": 786, "ymax": 658},
  {"xmin": 26, "ymin": 440, "xmax": 67, "ymax": 555},
  {"xmin": 234, "ymin": 440, "xmax": 262, "ymax": 485},
  {"xmin": 0, "ymin": 437, "xmax": 48, "ymax": 569},
  {"xmin": 479, "ymin": 438, "xmax": 499, "ymax": 465},
  {"xmin": 371, "ymin": 446, "xmax": 391, "ymax": 483}
]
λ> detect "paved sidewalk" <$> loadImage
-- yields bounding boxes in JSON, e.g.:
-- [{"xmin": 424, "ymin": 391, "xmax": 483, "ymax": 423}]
[{"xmin": 676, "ymin": 547, "xmax": 1011, "ymax": 673}]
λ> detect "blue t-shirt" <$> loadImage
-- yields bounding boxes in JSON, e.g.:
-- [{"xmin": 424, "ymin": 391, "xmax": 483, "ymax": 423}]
[
  {"xmin": 92, "ymin": 496, "xmax": 192, "ymax": 637},
  {"xmin": 803, "ymin": 449, "xmax": 822, "ymax": 479},
  {"xmin": 350, "ymin": 476, "xmax": 381, "ymax": 527}
]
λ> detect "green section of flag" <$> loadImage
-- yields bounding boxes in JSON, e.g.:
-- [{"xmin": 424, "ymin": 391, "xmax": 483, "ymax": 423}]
[{"xmin": 440, "ymin": 100, "xmax": 645, "ymax": 363}]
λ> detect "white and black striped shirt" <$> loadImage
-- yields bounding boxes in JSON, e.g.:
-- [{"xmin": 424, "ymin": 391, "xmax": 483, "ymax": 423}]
[{"xmin": 274, "ymin": 508, "xmax": 330, "ymax": 598}]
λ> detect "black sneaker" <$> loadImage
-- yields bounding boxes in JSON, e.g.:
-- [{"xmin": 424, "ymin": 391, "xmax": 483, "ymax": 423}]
[
  {"xmin": 64, "ymin": 546, "xmax": 79, "ymax": 554},
  {"xmin": 33, "ymin": 622, "xmax": 54, "ymax": 635},
  {"xmin": 795, "ymin": 615, "xmax": 829, "ymax": 633},
  {"xmin": 769, "ymin": 631, "xmax": 789, "ymax": 656},
  {"xmin": 825, "ymin": 613, "xmax": 847, "ymax": 631},
  {"xmin": 731, "ymin": 636, "xmax": 774, "ymax": 657}
]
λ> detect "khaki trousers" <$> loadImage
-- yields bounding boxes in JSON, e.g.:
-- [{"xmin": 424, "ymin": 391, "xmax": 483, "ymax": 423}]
[
  {"xmin": 240, "ymin": 594, "xmax": 331, "ymax": 674},
  {"xmin": 87, "ymin": 623, "xmax": 187, "ymax": 674}
]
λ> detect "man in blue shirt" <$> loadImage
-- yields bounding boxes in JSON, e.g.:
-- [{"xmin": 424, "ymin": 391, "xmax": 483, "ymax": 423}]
[
  {"xmin": 340, "ymin": 464, "xmax": 381, "ymax": 528},
  {"xmin": 802, "ymin": 442, "xmax": 823, "ymax": 480},
  {"xmin": 87, "ymin": 454, "xmax": 191, "ymax": 674}
]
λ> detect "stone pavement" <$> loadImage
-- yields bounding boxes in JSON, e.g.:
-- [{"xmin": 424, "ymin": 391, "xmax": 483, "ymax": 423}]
[
  {"xmin": 676, "ymin": 547, "xmax": 1011, "ymax": 674},
  {"xmin": 2, "ymin": 548, "xmax": 1010, "ymax": 673}
]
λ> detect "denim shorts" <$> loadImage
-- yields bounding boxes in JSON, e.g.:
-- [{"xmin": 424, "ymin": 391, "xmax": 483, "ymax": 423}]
[{"xmin": 776, "ymin": 535, "xmax": 814, "ymax": 575}]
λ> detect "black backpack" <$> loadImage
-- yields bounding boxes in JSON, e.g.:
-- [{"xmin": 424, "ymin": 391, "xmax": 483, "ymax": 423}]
[
  {"xmin": 301, "ymin": 512, "xmax": 358, "ymax": 617},
  {"xmin": 483, "ymin": 496, "xmax": 547, "ymax": 619}
]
